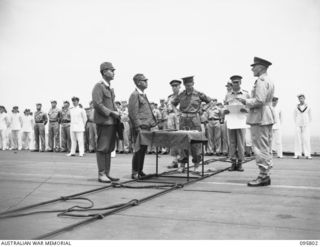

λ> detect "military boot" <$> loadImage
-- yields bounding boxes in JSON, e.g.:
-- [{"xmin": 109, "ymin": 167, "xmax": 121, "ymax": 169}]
[
  {"xmin": 237, "ymin": 161, "xmax": 244, "ymax": 172},
  {"xmin": 228, "ymin": 161, "xmax": 237, "ymax": 171},
  {"xmin": 247, "ymin": 176, "xmax": 271, "ymax": 187}
]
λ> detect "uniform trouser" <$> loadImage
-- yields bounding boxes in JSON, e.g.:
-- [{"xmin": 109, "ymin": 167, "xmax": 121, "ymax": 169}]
[
  {"xmin": 61, "ymin": 125, "xmax": 71, "ymax": 152},
  {"xmin": 228, "ymin": 128, "xmax": 245, "ymax": 161},
  {"xmin": 207, "ymin": 120, "xmax": 221, "ymax": 153},
  {"xmin": 179, "ymin": 115, "xmax": 201, "ymax": 163},
  {"xmin": 70, "ymin": 131, "xmax": 84, "ymax": 155},
  {"xmin": 294, "ymin": 125, "xmax": 311, "ymax": 157},
  {"xmin": 11, "ymin": 130, "xmax": 20, "ymax": 150},
  {"xmin": 0, "ymin": 129, "xmax": 7, "ymax": 150},
  {"xmin": 132, "ymin": 126, "xmax": 150, "ymax": 174},
  {"xmin": 167, "ymin": 113, "xmax": 180, "ymax": 157},
  {"xmin": 272, "ymin": 128, "xmax": 283, "ymax": 157},
  {"xmin": 48, "ymin": 122, "xmax": 60, "ymax": 151},
  {"xmin": 251, "ymin": 124, "xmax": 273, "ymax": 178},
  {"xmin": 86, "ymin": 122, "xmax": 97, "ymax": 152},
  {"xmin": 96, "ymin": 125, "xmax": 116, "ymax": 176},
  {"xmin": 34, "ymin": 123, "xmax": 45, "ymax": 151},
  {"xmin": 220, "ymin": 122, "xmax": 228, "ymax": 154},
  {"xmin": 21, "ymin": 131, "xmax": 31, "ymax": 149}
]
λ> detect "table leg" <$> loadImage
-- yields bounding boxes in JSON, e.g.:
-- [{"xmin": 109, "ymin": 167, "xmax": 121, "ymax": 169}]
[
  {"xmin": 202, "ymin": 143, "xmax": 204, "ymax": 177},
  {"xmin": 187, "ymin": 150, "xmax": 190, "ymax": 181},
  {"xmin": 156, "ymin": 147, "xmax": 158, "ymax": 176}
]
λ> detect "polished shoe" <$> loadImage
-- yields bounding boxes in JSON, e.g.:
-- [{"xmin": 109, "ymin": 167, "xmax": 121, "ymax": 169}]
[
  {"xmin": 46, "ymin": 150, "xmax": 53, "ymax": 152},
  {"xmin": 66, "ymin": 153, "xmax": 76, "ymax": 157},
  {"xmin": 139, "ymin": 171, "xmax": 147, "ymax": 177},
  {"xmin": 247, "ymin": 176, "xmax": 271, "ymax": 187},
  {"xmin": 98, "ymin": 174, "xmax": 111, "ymax": 183},
  {"xmin": 228, "ymin": 162, "xmax": 237, "ymax": 171},
  {"xmin": 236, "ymin": 162, "xmax": 244, "ymax": 172},
  {"xmin": 107, "ymin": 175, "xmax": 119, "ymax": 182},
  {"xmin": 31, "ymin": 149, "xmax": 39, "ymax": 152},
  {"xmin": 167, "ymin": 161, "xmax": 178, "ymax": 169}
]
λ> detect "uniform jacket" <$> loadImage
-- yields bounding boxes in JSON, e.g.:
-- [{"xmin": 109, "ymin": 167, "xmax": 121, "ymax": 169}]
[
  {"xmin": 10, "ymin": 113, "xmax": 23, "ymax": 130},
  {"xmin": 48, "ymin": 108, "xmax": 61, "ymax": 122},
  {"xmin": 294, "ymin": 104, "xmax": 312, "ymax": 127},
  {"xmin": 70, "ymin": 106, "xmax": 87, "ymax": 132},
  {"xmin": 246, "ymin": 73, "xmax": 275, "ymax": 126},
  {"xmin": 128, "ymin": 89, "xmax": 157, "ymax": 129},
  {"xmin": 171, "ymin": 88, "xmax": 212, "ymax": 113},
  {"xmin": 92, "ymin": 80, "xmax": 117, "ymax": 125},
  {"xmin": 34, "ymin": 111, "xmax": 48, "ymax": 124}
]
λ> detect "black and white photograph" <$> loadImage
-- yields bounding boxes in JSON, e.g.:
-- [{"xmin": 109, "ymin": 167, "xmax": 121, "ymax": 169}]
[{"xmin": 0, "ymin": 0, "xmax": 319, "ymax": 244}]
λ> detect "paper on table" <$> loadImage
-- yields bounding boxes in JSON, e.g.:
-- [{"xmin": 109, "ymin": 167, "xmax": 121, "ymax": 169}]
[{"xmin": 225, "ymin": 104, "xmax": 248, "ymax": 129}]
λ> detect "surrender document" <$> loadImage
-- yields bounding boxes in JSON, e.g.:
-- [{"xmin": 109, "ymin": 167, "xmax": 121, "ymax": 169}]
[{"xmin": 225, "ymin": 104, "xmax": 248, "ymax": 129}]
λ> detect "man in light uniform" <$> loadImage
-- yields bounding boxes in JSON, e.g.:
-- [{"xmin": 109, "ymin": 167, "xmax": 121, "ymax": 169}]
[
  {"xmin": 206, "ymin": 99, "xmax": 222, "ymax": 156},
  {"xmin": 272, "ymin": 97, "xmax": 283, "ymax": 158},
  {"xmin": 10, "ymin": 106, "xmax": 23, "ymax": 150},
  {"xmin": 166, "ymin": 80, "xmax": 182, "ymax": 168},
  {"xmin": 0, "ymin": 106, "xmax": 9, "ymax": 150},
  {"xmin": 33, "ymin": 103, "xmax": 48, "ymax": 152},
  {"xmin": 47, "ymin": 100, "xmax": 61, "ymax": 152},
  {"xmin": 237, "ymin": 57, "xmax": 275, "ymax": 186},
  {"xmin": 294, "ymin": 94, "xmax": 312, "ymax": 159},
  {"xmin": 21, "ymin": 109, "xmax": 34, "ymax": 150}
]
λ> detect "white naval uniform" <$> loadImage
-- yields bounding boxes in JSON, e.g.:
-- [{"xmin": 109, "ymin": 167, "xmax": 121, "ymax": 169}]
[
  {"xmin": 272, "ymin": 105, "xmax": 283, "ymax": 158},
  {"xmin": 294, "ymin": 104, "xmax": 312, "ymax": 158},
  {"xmin": 0, "ymin": 112, "xmax": 9, "ymax": 150},
  {"xmin": 69, "ymin": 106, "xmax": 87, "ymax": 156}
]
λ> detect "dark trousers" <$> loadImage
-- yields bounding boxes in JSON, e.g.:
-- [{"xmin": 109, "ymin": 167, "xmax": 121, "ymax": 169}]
[
  {"xmin": 96, "ymin": 124, "xmax": 116, "ymax": 175},
  {"xmin": 132, "ymin": 145, "xmax": 147, "ymax": 175},
  {"xmin": 34, "ymin": 123, "xmax": 45, "ymax": 151}
]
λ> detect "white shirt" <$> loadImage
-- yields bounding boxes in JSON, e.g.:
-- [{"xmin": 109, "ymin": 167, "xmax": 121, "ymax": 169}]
[
  {"xmin": 70, "ymin": 106, "xmax": 87, "ymax": 132},
  {"xmin": 294, "ymin": 104, "xmax": 312, "ymax": 127},
  {"xmin": 10, "ymin": 113, "xmax": 22, "ymax": 130},
  {"xmin": 272, "ymin": 105, "xmax": 281, "ymax": 130},
  {"xmin": 102, "ymin": 78, "xmax": 111, "ymax": 88},
  {"xmin": 21, "ymin": 115, "xmax": 34, "ymax": 132},
  {"xmin": 0, "ymin": 112, "xmax": 9, "ymax": 130},
  {"xmin": 136, "ymin": 87, "xmax": 145, "ymax": 95}
]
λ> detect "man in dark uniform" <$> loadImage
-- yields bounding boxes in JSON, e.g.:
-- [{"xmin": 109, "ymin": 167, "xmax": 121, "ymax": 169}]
[
  {"xmin": 171, "ymin": 76, "xmax": 213, "ymax": 171},
  {"xmin": 33, "ymin": 103, "xmax": 48, "ymax": 152},
  {"xmin": 128, "ymin": 74, "xmax": 157, "ymax": 179},
  {"xmin": 92, "ymin": 62, "xmax": 120, "ymax": 183}
]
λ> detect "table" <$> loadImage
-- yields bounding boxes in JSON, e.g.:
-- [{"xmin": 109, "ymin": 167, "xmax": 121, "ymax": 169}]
[{"xmin": 138, "ymin": 130, "xmax": 208, "ymax": 180}]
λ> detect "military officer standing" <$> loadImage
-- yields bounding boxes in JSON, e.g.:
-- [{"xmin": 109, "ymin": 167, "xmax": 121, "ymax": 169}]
[
  {"xmin": 128, "ymin": 74, "xmax": 157, "ymax": 179},
  {"xmin": 85, "ymin": 101, "xmax": 97, "ymax": 153},
  {"xmin": 166, "ymin": 79, "xmax": 182, "ymax": 168},
  {"xmin": 47, "ymin": 100, "xmax": 61, "ymax": 152},
  {"xmin": 60, "ymin": 100, "xmax": 71, "ymax": 153},
  {"xmin": 206, "ymin": 99, "xmax": 222, "ymax": 155},
  {"xmin": 33, "ymin": 103, "xmax": 48, "ymax": 152},
  {"xmin": 92, "ymin": 62, "xmax": 120, "ymax": 183},
  {"xmin": 224, "ymin": 75, "xmax": 250, "ymax": 171},
  {"xmin": 236, "ymin": 57, "xmax": 275, "ymax": 186},
  {"xmin": 171, "ymin": 76, "xmax": 213, "ymax": 171}
]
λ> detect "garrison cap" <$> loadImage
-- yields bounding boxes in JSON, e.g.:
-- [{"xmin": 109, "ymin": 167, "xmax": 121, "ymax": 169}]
[
  {"xmin": 169, "ymin": 80, "xmax": 182, "ymax": 86},
  {"xmin": 182, "ymin": 76, "xmax": 194, "ymax": 84},
  {"xmin": 251, "ymin": 57, "xmax": 272, "ymax": 67},
  {"xmin": 230, "ymin": 75, "xmax": 242, "ymax": 81},
  {"xmin": 100, "ymin": 62, "xmax": 115, "ymax": 72},
  {"xmin": 50, "ymin": 100, "xmax": 57, "ymax": 104},
  {"xmin": 71, "ymin": 96, "xmax": 80, "ymax": 102},
  {"xmin": 133, "ymin": 73, "xmax": 148, "ymax": 83}
]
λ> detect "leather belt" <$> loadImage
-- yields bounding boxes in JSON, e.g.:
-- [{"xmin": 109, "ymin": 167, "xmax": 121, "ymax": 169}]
[
  {"xmin": 35, "ymin": 121, "xmax": 44, "ymax": 123},
  {"xmin": 181, "ymin": 112, "xmax": 199, "ymax": 118},
  {"xmin": 49, "ymin": 120, "xmax": 58, "ymax": 123},
  {"xmin": 61, "ymin": 120, "xmax": 70, "ymax": 123},
  {"xmin": 208, "ymin": 118, "xmax": 220, "ymax": 121}
]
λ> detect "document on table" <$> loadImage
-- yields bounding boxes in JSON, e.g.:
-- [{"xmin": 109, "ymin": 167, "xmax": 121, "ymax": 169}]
[{"xmin": 225, "ymin": 104, "xmax": 248, "ymax": 129}]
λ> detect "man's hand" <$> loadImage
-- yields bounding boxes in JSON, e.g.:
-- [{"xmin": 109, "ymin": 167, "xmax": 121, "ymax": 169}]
[
  {"xmin": 240, "ymin": 108, "xmax": 248, "ymax": 113},
  {"xmin": 223, "ymin": 109, "xmax": 230, "ymax": 115},
  {"xmin": 111, "ymin": 111, "xmax": 121, "ymax": 119}
]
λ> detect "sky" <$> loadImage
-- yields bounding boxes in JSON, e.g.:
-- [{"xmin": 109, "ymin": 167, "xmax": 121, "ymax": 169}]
[{"xmin": 0, "ymin": 0, "xmax": 319, "ymax": 136}]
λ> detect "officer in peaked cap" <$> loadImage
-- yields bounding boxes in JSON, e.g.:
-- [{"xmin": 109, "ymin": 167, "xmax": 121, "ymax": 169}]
[
  {"xmin": 169, "ymin": 79, "xmax": 182, "ymax": 86},
  {"xmin": 236, "ymin": 57, "xmax": 275, "ymax": 187},
  {"xmin": 171, "ymin": 75, "xmax": 214, "ymax": 172},
  {"xmin": 92, "ymin": 61, "xmax": 120, "ymax": 183}
]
